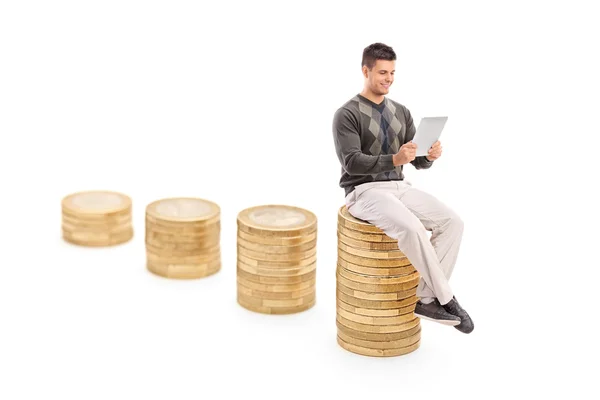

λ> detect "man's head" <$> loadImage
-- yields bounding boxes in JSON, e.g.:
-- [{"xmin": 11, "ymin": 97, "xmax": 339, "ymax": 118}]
[{"xmin": 361, "ymin": 43, "xmax": 396, "ymax": 97}]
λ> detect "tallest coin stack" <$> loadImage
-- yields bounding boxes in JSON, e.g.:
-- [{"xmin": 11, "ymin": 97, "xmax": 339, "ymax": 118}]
[{"xmin": 336, "ymin": 206, "xmax": 422, "ymax": 357}]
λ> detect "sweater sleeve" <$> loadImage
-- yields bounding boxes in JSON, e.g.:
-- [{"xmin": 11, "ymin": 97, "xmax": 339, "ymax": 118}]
[
  {"xmin": 333, "ymin": 107, "xmax": 395, "ymax": 176},
  {"xmin": 404, "ymin": 107, "xmax": 434, "ymax": 170}
]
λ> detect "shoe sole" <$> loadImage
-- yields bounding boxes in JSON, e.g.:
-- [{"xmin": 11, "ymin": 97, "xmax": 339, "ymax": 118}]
[{"xmin": 415, "ymin": 313, "xmax": 461, "ymax": 326}]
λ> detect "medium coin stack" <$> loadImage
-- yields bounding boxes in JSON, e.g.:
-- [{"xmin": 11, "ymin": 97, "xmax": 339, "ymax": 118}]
[
  {"xmin": 61, "ymin": 190, "xmax": 133, "ymax": 247},
  {"xmin": 336, "ymin": 206, "xmax": 422, "ymax": 357},
  {"xmin": 236, "ymin": 205, "xmax": 318, "ymax": 315},
  {"xmin": 145, "ymin": 197, "xmax": 221, "ymax": 279}
]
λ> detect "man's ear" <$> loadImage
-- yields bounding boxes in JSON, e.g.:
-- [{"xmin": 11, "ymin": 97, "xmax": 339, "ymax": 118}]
[{"xmin": 362, "ymin": 65, "xmax": 369, "ymax": 79}]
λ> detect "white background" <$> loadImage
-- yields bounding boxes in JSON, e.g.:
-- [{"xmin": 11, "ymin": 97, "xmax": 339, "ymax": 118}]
[{"xmin": 1, "ymin": 0, "xmax": 599, "ymax": 399}]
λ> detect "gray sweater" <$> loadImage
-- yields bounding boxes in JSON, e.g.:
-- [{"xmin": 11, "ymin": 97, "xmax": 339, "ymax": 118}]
[{"xmin": 332, "ymin": 94, "xmax": 434, "ymax": 196}]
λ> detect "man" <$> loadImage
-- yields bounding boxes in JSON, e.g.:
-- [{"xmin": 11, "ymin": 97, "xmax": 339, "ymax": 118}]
[{"xmin": 332, "ymin": 42, "xmax": 474, "ymax": 334}]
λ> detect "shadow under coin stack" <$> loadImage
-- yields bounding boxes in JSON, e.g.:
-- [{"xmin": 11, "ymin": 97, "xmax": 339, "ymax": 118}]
[
  {"xmin": 336, "ymin": 205, "xmax": 421, "ymax": 357},
  {"xmin": 61, "ymin": 190, "xmax": 133, "ymax": 246},
  {"xmin": 236, "ymin": 205, "xmax": 318, "ymax": 314},
  {"xmin": 145, "ymin": 197, "xmax": 221, "ymax": 279}
]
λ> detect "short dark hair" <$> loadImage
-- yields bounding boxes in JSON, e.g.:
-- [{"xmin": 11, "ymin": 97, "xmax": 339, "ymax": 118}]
[{"xmin": 362, "ymin": 43, "xmax": 396, "ymax": 69}]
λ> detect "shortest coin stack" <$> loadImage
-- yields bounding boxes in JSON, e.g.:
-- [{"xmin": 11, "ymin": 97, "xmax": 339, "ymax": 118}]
[
  {"xmin": 336, "ymin": 206, "xmax": 421, "ymax": 357},
  {"xmin": 236, "ymin": 205, "xmax": 318, "ymax": 315},
  {"xmin": 61, "ymin": 190, "xmax": 133, "ymax": 247},
  {"xmin": 145, "ymin": 197, "xmax": 221, "ymax": 279}
]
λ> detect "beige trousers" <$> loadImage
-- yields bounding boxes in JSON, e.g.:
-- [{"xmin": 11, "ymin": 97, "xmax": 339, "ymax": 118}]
[{"xmin": 345, "ymin": 180, "xmax": 464, "ymax": 305}]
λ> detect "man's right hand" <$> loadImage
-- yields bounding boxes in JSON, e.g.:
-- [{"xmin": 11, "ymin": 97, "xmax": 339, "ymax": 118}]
[{"xmin": 393, "ymin": 142, "xmax": 417, "ymax": 166}]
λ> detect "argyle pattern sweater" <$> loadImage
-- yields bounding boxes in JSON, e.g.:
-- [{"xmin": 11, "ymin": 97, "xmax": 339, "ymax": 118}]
[{"xmin": 332, "ymin": 94, "xmax": 434, "ymax": 196}]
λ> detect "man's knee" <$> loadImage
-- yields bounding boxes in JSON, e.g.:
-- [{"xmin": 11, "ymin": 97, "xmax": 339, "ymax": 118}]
[
  {"xmin": 446, "ymin": 212, "xmax": 464, "ymax": 233},
  {"xmin": 388, "ymin": 217, "xmax": 427, "ymax": 238}
]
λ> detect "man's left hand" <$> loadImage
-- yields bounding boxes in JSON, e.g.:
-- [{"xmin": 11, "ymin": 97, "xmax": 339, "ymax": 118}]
[{"xmin": 426, "ymin": 141, "xmax": 442, "ymax": 161}]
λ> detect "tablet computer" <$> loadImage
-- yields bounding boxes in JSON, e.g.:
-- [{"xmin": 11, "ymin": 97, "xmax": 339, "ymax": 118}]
[{"xmin": 412, "ymin": 116, "xmax": 448, "ymax": 156}]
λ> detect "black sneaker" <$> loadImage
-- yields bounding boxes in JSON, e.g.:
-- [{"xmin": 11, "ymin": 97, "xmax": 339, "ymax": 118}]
[
  {"xmin": 441, "ymin": 296, "xmax": 474, "ymax": 334},
  {"xmin": 414, "ymin": 300, "xmax": 461, "ymax": 326}
]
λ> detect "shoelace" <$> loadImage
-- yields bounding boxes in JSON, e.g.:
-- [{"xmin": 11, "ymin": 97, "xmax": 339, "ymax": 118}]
[{"xmin": 441, "ymin": 299, "xmax": 461, "ymax": 315}]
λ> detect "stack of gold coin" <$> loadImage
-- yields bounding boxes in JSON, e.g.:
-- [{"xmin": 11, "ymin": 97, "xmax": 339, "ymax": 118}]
[
  {"xmin": 236, "ymin": 205, "xmax": 318, "ymax": 314},
  {"xmin": 336, "ymin": 205, "xmax": 421, "ymax": 357},
  {"xmin": 61, "ymin": 190, "xmax": 133, "ymax": 247},
  {"xmin": 145, "ymin": 197, "xmax": 221, "ymax": 279}
]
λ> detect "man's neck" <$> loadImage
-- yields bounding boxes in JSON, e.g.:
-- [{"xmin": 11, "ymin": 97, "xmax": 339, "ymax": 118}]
[{"xmin": 359, "ymin": 89, "xmax": 385, "ymax": 105}]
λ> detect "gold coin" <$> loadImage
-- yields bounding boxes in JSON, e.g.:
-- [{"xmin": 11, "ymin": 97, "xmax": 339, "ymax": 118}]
[
  {"xmin": 146, "ymin": 247, "xmax": 220, "ymax": 263},
  {"xmin": 145, "ymin": 236, "xmax": 220, "ymax": 251},
  {"xmin": 336, "ymin": 320, "xmax": 421, "ymax": 342},
  {"xmin": 337, "ymin": 327, "xmax": 420, "ymax": 349},
  {"xmin": 237, "ymin": 245, "xmax": 316, "ymax": 262},
  {"xmin": 337, "ymin": 265, "xmax": 419, "ymax": 285},
  {"xmin": 62, "ymin": 190, "xmax": 132, "ymax": 217},
  {"xmin": 145, "ymin": 197, "xmax": 220, "ymax": 224},
  {"xmin": 338, "ymin": 249, "xmax": 412, "ymax": 268},
  {"xmin": 337, "ymin": 281, "xmax": 418, "ymax": 301},
  {"xmin": 336, "ymin": 298, "xmax": 416, "ymax": 317},
  {"xmin": 62, "ymin": 228, "xmax": 133, "ymax": 247},
  {"xmin": 237, "ymin": 282, "xmax": 315, "ymax": 300},
  {"xmin": 237, "ymin": 260, "xmax": 317, "ymax": 277},
  {"xmin": 336, "ymin": 273, "xmax": 420, "ymax": 293},
  {"xmin": 61, "ymin": 212, "xmax": 131, "ymax": 226},
  {"xmin": 336, "ymin": 314, "xmax": 420, "ymax": 334},
  {"xmin": 237, "ymin": 291, "xmax": 315, "ymax": 308},
  {"xmin": 145, "ymin": 216, "xmax": 220, "ymax": 233},
  {"xmin": 337, "ymin": 225, "xmax": 396, "ymax": 243},
  {"xmin": 237, "ymin": 236, "xmax": 317, "ymax": 254},
  {"xmin": 237, "ymin": 253, "xmax": 317, "ymax": 268},
  {"xmin": 236, "ymin": 275, "xmax": 316, "ymax": 293},
  {"xmin": 338, "ymin": 242, "xmax": 406, "ymax": 260},
  {"xmin": 337, "ymin": 335, "xmax": 420, "ymax": 357},
  {"xmin": 337, "ymin": 232, "xmax": 399, "ymax": 250},
  {"xmin": 61, "ymin": 221, "xmax": 132, "ymax": 235},
  {"xmin": 145, "ymin": 229, "xmax": 220, "ymax": 244},
  {"xmin": 145, "ymin": 221, "xmax": 220, "ymax": 237},
  {"xmin": 237, "ymin": 205, "xmax": 317, "ymax": 237},
  {"xmin": 145, "ymin": 242, "xmax": 220, "ymax": 258},
  {"xmin": 237, "ymin": 230, "xmax": 317, "ymax": 246},
  {"xmin": 237, "ymin": 295, "xmax": 315, "ymax": 315},
  {"xmin": 337, "ymin": 259, "xmax": 415, "ymax": 277},
  {"xmin": 336, "ymin": 306, "xmax": 416, "ymax": 326},
  {"xmin": 147, "ymin": 258, "xmax": 221, "ymax": 279},
  {"xmin": 336, "ymin": 289, "xmax": 417, "ymax": 310},
  {"xmin": 236, "ymin": 268, "xmax": 316, "ymax": 285},
  {"xmin": 61, "ymin": 209, "xmax": 130, "ymax": 222}
]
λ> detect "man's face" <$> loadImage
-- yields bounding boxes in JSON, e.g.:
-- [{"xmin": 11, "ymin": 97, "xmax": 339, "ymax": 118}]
[{"xmin": 364, "ymin": 59, "xmax": 395, "ymax": 96}]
